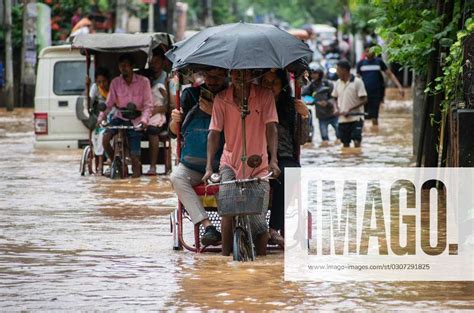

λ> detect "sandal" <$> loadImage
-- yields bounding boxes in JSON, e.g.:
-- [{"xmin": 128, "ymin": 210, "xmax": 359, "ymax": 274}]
[
  {"xmin": 268, "ymin": 229, "xmax": 284, "ymax": 248},
  {"xmin": 145, "ymin": 168, "xmax": 157, "ymax": 176}
]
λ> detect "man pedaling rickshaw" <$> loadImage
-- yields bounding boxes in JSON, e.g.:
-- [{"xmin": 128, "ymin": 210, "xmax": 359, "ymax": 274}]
[
  {"xmin": 97, "ymin": 53, "xmax": 154, "ymax": 178},
  {"xmin": 203, "ymin": 69, "xmax": 281, "ymax": 256}
]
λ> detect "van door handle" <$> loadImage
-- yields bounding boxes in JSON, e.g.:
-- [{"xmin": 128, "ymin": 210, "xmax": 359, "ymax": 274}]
[{"xmin": 58, "ymin": 101, "xmax": 68, "ymax": 107}]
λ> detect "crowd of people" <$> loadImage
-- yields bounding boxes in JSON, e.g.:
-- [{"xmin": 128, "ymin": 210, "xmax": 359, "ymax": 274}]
[
  {"xmin": 89, "ymin": 36, "xmax": 405, "ymax": 256},
  {"xmin": 300, "ymin": 39, "xmax": 405, "ymax": 148}
]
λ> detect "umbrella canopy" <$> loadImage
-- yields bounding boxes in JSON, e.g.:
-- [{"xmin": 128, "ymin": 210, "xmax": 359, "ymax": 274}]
[{"xmin": 166, "ymin": 22, "xmax": 312, "ymax": 71}]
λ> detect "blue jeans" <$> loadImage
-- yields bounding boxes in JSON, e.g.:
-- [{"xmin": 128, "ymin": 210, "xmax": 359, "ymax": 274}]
[{"xmin": 318, "ymin": 116, "xmax": 339, "ymax": 141}]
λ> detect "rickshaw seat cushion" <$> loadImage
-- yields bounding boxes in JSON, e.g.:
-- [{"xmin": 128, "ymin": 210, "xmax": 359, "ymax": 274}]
[{"xmin": 193, "ymin": 184, "xmax": 219, "ymax": 196}]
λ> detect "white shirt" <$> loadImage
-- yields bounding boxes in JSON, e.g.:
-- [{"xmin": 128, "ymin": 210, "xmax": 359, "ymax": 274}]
[{"xmin": 332, "ymin": 75, "xmax": 367, "ymax": 123}]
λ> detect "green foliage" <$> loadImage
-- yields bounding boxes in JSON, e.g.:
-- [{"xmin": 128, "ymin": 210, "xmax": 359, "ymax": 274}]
[
  {"xmin": 11, "ymin": 4, "xmax": 24, "ymax": 49},
  {"xmin": 212, "ymin": 0, "xmax": 238, "ymax": 24},
  {"xmin": 185, "ymin": 0, "xmax": 343, "ymax": 28},
  {"xmin": 0, "ymin": 4, "xmax": 24, "ymax": 50},
  {"xmin": 369, "ymin": 1, "xmax": 442, "ymax": 75},
  {"xmin": 345, "ymin": 0, "xmax": 378, "ymax": 34},
  {"xmin": 433, "ymin": 17, "xmax": 474, "ymax": 112},
  {"xmin": 38, "ymin": 0, "xmax": 93, "ymax": 41}
]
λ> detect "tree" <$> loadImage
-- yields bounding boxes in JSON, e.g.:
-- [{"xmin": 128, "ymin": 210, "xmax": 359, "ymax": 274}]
[
  {"xmin": 365, "ymin": 0, "xmax": 472, "ymax": 167},
  {"xmin": 185, "ymin": 0, "xmax": 344, "ymax": 28}
]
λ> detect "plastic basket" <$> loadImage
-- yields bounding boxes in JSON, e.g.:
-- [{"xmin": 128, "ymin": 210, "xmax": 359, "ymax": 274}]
[{"xmin": 216, "ymin": 181, "xmax": 267, "ymax": 216}]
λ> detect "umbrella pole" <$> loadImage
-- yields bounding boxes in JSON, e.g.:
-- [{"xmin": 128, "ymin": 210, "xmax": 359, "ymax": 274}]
[
  {"xmin": 175, "ymin": 72, "xmax": 182, "ymax": 162},
  {"xmin": 85, "ymin": 50, "xmax": 94, "ymax": 173},
  {"xmin": 240, "ymin": 71, "xmax": 249, "ymax": 178},
  {"xmin": 294, "ymin": 75, "xmax": 302, "ymax": 162},
  {"xmin": 241, "ymin": 101, "xmax": 247, "ymax": 178}
]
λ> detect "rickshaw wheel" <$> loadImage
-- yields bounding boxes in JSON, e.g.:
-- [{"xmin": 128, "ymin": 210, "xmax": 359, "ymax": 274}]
[
  {"xmin": 80, "ymin": 145, "xmax": 95, "ymax": 176},
  {"xmin": 307, "ymin": 112, "xmax": 314, "ymax": 143},
  {"xmin": 110, "ymin": 156, "xmax": 122, "ymax": 179},
  {"xmin": 233, "ymin": 227, "xmax": 253, "ymax": 262}
]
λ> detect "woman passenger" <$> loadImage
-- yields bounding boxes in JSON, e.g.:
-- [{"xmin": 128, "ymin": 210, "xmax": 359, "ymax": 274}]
[{"xmin": 261, "ymin": 69, "xmax": 308, "ymax": 247}]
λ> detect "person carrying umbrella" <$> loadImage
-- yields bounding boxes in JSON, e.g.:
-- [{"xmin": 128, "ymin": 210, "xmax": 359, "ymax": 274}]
[
  {"xmin": 203, "ymin": 70, "xmax": 281, "ymax": 256},
  {"xmin": 166, "ymin": 22, "xmax": 312, "ymax": 255}
]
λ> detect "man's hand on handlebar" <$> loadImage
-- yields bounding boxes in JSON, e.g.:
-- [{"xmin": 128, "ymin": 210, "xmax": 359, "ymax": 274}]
[
  {"xmin": 269, "ymin": 159, "xmax": 281, "ymax": 178},
  {"xmin": 202, "ymin": 167, "xmax": 213, "ymax": 184}
]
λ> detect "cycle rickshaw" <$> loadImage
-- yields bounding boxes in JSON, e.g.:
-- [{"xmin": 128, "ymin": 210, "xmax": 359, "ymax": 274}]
[
  {"xmin": 74, "ymin": 32, "xmax": 174, "ymax": 177},
  {"xmin": 166, "ymin": 22, "xmax": 313, "ymax": 261}
]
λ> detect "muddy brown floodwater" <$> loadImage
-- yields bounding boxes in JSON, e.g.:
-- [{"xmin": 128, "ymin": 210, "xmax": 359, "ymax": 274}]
[{"xmin": 0, "ymin": 99, "xmax": 473, "ymax": 310}]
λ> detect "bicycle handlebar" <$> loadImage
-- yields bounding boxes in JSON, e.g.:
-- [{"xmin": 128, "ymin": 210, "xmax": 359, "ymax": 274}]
[
  {"xmin": 101, "ymin": 121, "xmax": 144, "ymax": 131},
  {"xmin": 207, "ymin": 172, "xmax": 274, "ymax": 187}
]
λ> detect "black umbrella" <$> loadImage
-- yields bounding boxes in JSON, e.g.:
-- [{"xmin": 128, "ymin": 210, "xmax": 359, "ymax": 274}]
[{"xmin": 166, "ymin": 22, "xmax": 312, "ymax": 70}]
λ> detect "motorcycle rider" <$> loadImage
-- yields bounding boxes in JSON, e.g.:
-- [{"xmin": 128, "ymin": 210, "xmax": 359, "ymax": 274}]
[{"xmin": 303, "ymin": 65, "xmax": 339, "ymax": 147}]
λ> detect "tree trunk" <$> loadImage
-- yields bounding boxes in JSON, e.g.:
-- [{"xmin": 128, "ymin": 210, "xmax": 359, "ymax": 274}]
[
  {"xmin": 4, "ymin": 0, "xmax": 14, "ymax": 111},
  {"xmin": 417, "ymin": 0, "xmax": 453, "ymax": 167},
  {"xmin": 412, "ymin": 73, "xmax": 426, "ymax": 156}
]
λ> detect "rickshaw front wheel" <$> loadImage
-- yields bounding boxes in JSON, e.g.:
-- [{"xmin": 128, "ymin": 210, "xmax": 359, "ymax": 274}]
[
  {"xmin": 80, "ymin": 145, "xmax": 95, "ymax": 176},
  {"xmin": 233, "ymin": 227, "xmax": 254, "ymax": 262},
  {"xmin": 110, "ymin": 156, "xmax": 122, "ymax": 179}
]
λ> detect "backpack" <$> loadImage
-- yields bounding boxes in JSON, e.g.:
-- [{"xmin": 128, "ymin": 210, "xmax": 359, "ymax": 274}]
[{"xmin": 180, "ymin": 104, "xmax": 222, "ymax": 174}]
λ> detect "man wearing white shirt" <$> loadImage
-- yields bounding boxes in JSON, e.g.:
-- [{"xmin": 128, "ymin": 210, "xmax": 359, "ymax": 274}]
[{"xmin": 332, "ymin": 60, "xmax": 368, "ymax": 148}]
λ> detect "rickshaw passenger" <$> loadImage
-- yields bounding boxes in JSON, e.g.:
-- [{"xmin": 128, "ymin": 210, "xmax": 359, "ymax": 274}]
[
  {"xmin": 98, "ymin": 53, "xmax": 153, "ymax": 178},
  {"xmin": 141, "ymin": 49, "xmax": 172, "ymax": 175},
  {"xmin": 204, "ymin": 70, "xmax": 281, "ymax": 256},
  {"xmin": 169, "ymin": 68, "xmax": 228, "ymax": 246},
  {"xmin": 261, "ymin": 69, "xmax": 305, "ymax": 248},
  {"xmin": 89, "ymin": 67, "xmax": 113, "ymax": 174}
]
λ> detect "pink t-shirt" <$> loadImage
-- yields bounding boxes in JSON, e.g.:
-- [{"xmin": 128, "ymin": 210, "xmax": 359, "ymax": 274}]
[
  {"xmin": 209, "ymin": 84, "xmax": 278, "ymax": 179},
  {"xmin": 100, "ymin": 73, "xmax": 153, "ymax": 126}
]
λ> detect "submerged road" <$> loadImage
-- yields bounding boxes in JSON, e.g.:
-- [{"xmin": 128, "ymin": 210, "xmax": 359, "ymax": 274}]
[{"xmin": 0, "ymin": 99, "xmax": 473, "ymax": 310}]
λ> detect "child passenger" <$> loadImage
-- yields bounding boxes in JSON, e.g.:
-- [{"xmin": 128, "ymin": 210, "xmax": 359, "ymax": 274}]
[{"xmin": 89, "ymin": 67, "xmax": 114, "ymax": 174}]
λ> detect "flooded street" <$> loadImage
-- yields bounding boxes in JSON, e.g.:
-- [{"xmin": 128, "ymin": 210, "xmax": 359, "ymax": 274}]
[{"xmin": 1, "ymin": 99, "xmax": 473, "ymax": 310}]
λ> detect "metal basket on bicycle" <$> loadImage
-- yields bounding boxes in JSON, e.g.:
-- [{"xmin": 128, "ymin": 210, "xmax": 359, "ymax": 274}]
[{"xmin": 216, "ymin": 180, "xmax": 268, "ymax": 216}]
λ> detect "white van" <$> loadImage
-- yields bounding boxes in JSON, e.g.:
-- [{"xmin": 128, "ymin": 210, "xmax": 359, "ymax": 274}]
[{"xmin": 34, "ymin": 45, "xmax": 92, "ymax": 149}]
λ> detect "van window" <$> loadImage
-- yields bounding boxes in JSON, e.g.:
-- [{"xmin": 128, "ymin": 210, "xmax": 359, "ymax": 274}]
[{"xmin": 53, "ymin": 61, "xmax": 89, "ymax": 95}]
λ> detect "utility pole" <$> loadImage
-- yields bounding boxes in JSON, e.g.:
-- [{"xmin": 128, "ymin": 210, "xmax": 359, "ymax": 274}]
[
  {"xmin": 148, "ymin": 1, "xmax": 154, "ymax": 32},
  {"xmin": 202, "ymin": 0, "xmax": 213, "ymax": 27},
  {"xmin": 115, "ymin": 0, "xmax": 128, "ymax": 33},
  {"xmin": 4, "ymin": 0, "xmax": 14, "ymax": 111},
  {"xmin": 166, "ymin": 0, "xmax": 175, "ymax": 34},
  {"xmin": 21, "ymin": 1, "xmax": 37, "ymax": 108}
]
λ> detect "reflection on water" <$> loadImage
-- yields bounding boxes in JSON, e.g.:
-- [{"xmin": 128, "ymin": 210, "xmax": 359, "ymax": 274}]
[{"xmin": 0, "ymin": 105, "xmax": 472, "ymax": 310}]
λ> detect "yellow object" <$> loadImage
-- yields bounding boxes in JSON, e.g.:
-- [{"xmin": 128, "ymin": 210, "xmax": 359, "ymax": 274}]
[{"xmin": 200, "ymin": 195, "xmax": 217, "ymax": 208}]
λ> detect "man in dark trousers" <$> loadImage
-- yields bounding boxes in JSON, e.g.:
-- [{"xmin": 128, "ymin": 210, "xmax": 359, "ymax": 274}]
[
  {"xmin": 356, "ymin": 44, "xmax": 404, "ymax": 129},
  {"xmin": 332, "ymin": 60, "xmax": 367, "ymax": 148}
]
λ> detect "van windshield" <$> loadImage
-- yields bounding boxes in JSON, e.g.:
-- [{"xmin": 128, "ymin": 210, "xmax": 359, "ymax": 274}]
[{"xmin": 53, "ymin": 61, "xmax": 91, "ymax": 96}]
